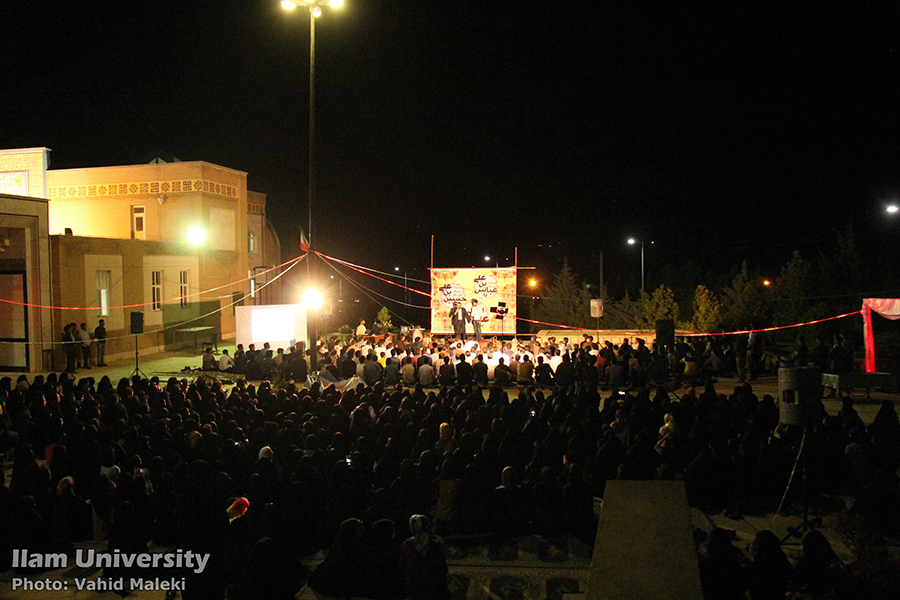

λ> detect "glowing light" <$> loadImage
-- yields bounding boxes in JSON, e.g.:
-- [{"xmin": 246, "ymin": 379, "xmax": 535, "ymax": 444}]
[
  {"xmin": 329, "ymin": 0, "xmax": 343, "ymax": 6},
  {"xmin": 887, "ymin": 204, "xmax": 899, "ymax": 214},
  {"xmin": 484, "ymin": 255, "xmax": 491, "ymax": 261},
  {"xmin": 281, "ymin": 1, "xmax": 297, "ymax": 9},
  {"xmin": 529, "ymin": 279, "xmax": 537, "ymax": 287},
  {"xmin": 312, "ymin": 6, "xmax": 321, "ymax": 16},
  {"xmin": 762, "ymin": 280, "xmax": 771, "ymax": 286},
  {"xmin": 187, "ymin": 227, "xmax": 206, "ymax": 245},
  {"xmin": 627, "ymin": 238, "xmax": 636, "ymax": 245},
  {"xmin": 302, "ymin": 289, "xmax": 323, "ymax": 310}
]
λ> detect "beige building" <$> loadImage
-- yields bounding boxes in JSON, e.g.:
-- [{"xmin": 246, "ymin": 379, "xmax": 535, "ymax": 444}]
[{"xmin": 0, "ymin": 148, "xmax": 282, "ymax": 372}]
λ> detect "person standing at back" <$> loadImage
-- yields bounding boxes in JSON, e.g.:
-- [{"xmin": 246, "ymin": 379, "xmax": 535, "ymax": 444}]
[
  {"xmin": 78, "ymin": 323, "xmax": 92, "ymax": 369},
  {"xmin": 94, "ymin": 319, "xmax": 107, "ymax": 366}
]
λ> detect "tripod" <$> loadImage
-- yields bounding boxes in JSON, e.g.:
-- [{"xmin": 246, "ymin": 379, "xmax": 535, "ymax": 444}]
[
  {"xmin": 130, "ymin": 334, "xmax": 147, "ymax": 379},
  {"xmin": 777, "ymin": 425, "xmax": 821, "ymax": 543}
]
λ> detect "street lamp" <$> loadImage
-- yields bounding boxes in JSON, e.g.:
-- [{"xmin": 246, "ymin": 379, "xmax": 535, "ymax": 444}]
[
  {"xmin": 283, "ymin": 0, "xmax": 342, "ymax": 356},
  {"xmin": 395, "ymin": 266, "xmax": 408, "ymax": 305},
  {"xmin": 627, "ymin": 237, "xmax": 654, "ymax": 294},
  {"xmin": 187, "ymin": 227, "xmax": 206, "ymax": 245},
  {"xmin": 281, "ymin": 0, "xmax": 344, "ymax": 255},
  {"xmin": 302, "ymin": 288, "xmax": 323, "ymax": 310}
]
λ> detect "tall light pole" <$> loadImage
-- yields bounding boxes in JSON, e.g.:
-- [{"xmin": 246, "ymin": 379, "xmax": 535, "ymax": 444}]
[
  {"xmin": 283, "ymin": 0, "xmax": 342, "ymax": 352},
  {"xmin": 281, "ymin": 0, "xmax": 343, "ymax": 255},
  {"xmin": 394, "ymin": 266, "xmax": 408, "ymax": 305},
  {"xmin": 627, "ymin": 238, "xmax": 654, "ymax": 294}
]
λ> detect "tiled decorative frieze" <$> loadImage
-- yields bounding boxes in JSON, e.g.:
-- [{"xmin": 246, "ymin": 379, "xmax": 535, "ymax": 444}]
[{"xmin": 48, "ymin": 179, "xmax": 238, "ymax": 199}]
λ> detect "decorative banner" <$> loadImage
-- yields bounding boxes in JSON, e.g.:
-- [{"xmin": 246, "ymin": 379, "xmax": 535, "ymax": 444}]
[
  {"xmin": 431, "ymin": 267, "xmax": 517, "ymax": 335},
  {"xmin": 862, "ymin": 298, "xmax": 900, "ymax": 372}
]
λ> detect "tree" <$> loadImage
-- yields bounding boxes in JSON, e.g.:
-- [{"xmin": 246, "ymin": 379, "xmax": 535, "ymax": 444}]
[
  {"xmin": 602, "ymin": 291, "xmax": 643, "ymax": 329},
  {"xmin": 532, "ymin": 259, "xmax": 593, "ymax": 329},
  {"xmin": 772, "ymin": 251, "xmax": 829, "ymax": 341},
  {"xmin": 376, "ymin": 306, "xmax": 392, "ymax": 332},
  {"xmin": 774, "ymin": 251, "xmax": 814, "ymax": 326},
  {"xmin": 689, "ymin": 285, "xmax": 722, "ymax": 333},
  {"xmin": 639, "ymin": 285, "xmax": 680, "ymax": 330},
  {"xmin": 720, "ymin": 261, "xmax": 768, "ymax": 330}
]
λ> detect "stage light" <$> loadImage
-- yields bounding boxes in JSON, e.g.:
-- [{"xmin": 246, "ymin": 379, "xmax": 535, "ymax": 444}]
[
  {"xmin": 302, "ymin": 289, "xmax": 323, "ymax": 310},
  {"xmin": 188, "ymin": 227, "xmax": 206, "ymax": 244}
]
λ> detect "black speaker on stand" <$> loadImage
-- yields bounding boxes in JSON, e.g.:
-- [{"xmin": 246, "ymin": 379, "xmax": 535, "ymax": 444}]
[
  {"xmin": 655, "ymin": 319, "xmax": 676, "ymax": 389},
  {"xmin": 655, "ymin": 319, "xmax": 675, "ymax": 350},
  {"xmin": 777, "ymin": 366, "xmax": 823, "ymax": 542},
  {"xmin": 130, "ymin": 312, "xmax": 146, "ymax": 379}
]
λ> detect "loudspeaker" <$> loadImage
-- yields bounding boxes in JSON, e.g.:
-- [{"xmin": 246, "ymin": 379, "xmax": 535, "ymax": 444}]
[
  {"xmin": 655, "ymin": 319, "xmax": 675, "ymax": 349},
  {"xmin": 130, "ymin": 311, "xmax": 144, "ymax": 334},
  {"xmin": 779, "ymin": 366, "xmax": 821, "ymax": 426}
]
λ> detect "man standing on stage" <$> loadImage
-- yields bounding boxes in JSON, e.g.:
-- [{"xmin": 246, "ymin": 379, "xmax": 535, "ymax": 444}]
[
  {"xmin": 470, "ymin": 299, "xmax": 487, "ymax": 342},
  {"xmin": 449, "ymin": 301, "xmax": 468, "ymax": 341}
]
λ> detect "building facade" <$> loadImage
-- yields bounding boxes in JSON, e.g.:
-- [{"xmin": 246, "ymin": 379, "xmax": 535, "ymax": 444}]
[{"xmin": 0, "ymin": 148, "xmax": 282, "ymax": 371}]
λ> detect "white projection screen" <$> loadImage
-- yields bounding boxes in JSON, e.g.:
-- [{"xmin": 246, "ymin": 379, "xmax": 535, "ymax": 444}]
[{"xmin": 235, "ymin": 304, "xmax": 308, "ymax": 351}]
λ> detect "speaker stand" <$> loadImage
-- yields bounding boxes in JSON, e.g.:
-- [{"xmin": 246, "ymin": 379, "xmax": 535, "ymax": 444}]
[{"xmin": 130, "ymin": 334, "xmax": 147, "ymax": 379}]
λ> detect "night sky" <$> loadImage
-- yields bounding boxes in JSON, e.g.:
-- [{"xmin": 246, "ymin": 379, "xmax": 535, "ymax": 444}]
[{"xmin": 3, "ymin": 1, "xmax": 900, "ymax": 324}]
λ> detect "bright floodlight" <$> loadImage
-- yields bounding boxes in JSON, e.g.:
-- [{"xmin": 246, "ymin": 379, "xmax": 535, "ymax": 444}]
[
  {"xmin": 484, "ymin": 255, "xmax": 490, "ymax": 261},
  {"xmin": 627, "ymin": 238, "xmax": 636, "ymax": 245},
  {"xmin": 302, "ymin": 289, "xmax": 323, "ymax": 310},
  {"xmin": 281, "ymin": 1, "xmax": 297, "ymax": 9},
  {"xmin": 329, "ymin": 0, "xmax": 344, "ymax": 6},
  {"xmin": 188, "ymin": 227, "xmax": 206, "ymax": 245},
  {"xmin": 529, "ymin": 279, "xmax": 537, "ymax": 287},
  {"xmin": 887, "ymin": 204, "xmax": 899, "ymax": 214}
]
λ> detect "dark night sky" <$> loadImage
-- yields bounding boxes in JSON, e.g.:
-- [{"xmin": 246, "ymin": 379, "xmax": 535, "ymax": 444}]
[{"xmin": 3, "ymin": 1, "xmax": 900, "ymax": 322}]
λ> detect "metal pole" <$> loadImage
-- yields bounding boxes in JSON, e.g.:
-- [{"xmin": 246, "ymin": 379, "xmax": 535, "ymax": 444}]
[
  {"xmin": 598, "ymin": 251, "xmax": 603, "ymax": 329},
  {"xmin": 599, "ymin": 251, "xmax": 604, "ymax": 299},
  {"xmin": 309, "ymin": 8, "xmax": 318, "ymax": 352},
  {"xmin": 308, "ymin": 8, "xmax": 316, "ymax": 253},
  {"xmin": 640, "ymin": 242, "xmax": 645, "ymax": 294}
]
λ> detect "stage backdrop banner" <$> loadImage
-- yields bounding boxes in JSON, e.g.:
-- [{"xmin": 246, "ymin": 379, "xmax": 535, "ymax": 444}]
[{"xmin": 431, "ymin": 267, "xmax": 517, "ymax": 335}]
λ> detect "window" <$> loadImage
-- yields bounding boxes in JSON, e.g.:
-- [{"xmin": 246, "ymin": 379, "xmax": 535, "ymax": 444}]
[
  {"xmin": 179, "ymin": 270, "xmax": 190, "ymax": 308},
  {"xmin": 151, "ymin": 270, "xmax": 163, "ymax": 311},
  {"xmin": 96, "ymin": 270, "xmax": 111, "ymax": 316},
  {"xmin": 131, "ymin": 206, "xmax": 145, "ymax": 240},
  {"xmin": 248, "ymin": 229, "xmax": 256, "ymax": 254}
]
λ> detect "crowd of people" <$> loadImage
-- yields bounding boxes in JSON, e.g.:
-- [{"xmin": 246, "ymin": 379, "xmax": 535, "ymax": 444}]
[
  {"xmin": 0, "ymin": 328, "xmax": 898, "ymax": 599},
  {"xmin": 61, "ymin": 321, "xmax": 107, "ymax": 374}
]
